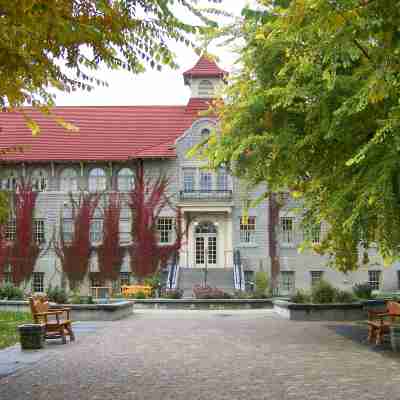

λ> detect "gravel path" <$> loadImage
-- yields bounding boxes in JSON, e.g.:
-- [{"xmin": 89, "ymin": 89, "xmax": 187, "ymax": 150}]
[{"xmin": 1, "ymin": 310, "xmax": 400, "ymax": 400}]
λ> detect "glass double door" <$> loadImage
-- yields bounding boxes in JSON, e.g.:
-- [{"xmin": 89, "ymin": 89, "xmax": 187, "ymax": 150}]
[{"xmin": 195, "ymin": 235, "xmax": 217, "ymax": 267}]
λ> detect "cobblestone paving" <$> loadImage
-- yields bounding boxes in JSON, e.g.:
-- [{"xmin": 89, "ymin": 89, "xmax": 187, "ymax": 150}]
[{"xmin": 1, "ymin": 309, "xmax": 400, "ymax": 400}]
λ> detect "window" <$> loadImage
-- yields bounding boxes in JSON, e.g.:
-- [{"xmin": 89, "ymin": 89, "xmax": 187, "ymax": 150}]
[
  {"xmin": 201, "ymin": 128, "xmax": 210, "ymax": 139},
  {"xmin": 217, "ymin": 169, "xmax": 229, "ymax": 191},
  {"xmin": 198, "ymin": 80, "xmax": 214, "ymax": 97},
  {"xmin": 280, "ymin": 271, "xmax": 295, "ymax": 293},
  {"xmin": 90, "ymin": 219, "xmax": 103, "ymax": 243},
  {"xmin": 31, "ymin": 169, "xmax": 48, "ymax": 192},
  {"xmin": 368, "ymin": 270, "xmax": 381, "ymax": 291},
  {"xmin": 183, "ymin": 168, "xmax": 195, "ymax": 192},
  {"xmin": 117, "ymin": 168, "xmax": 134, "ymax": 192},
  {"xmin": 32, "ymin": 272, "xmax": 44, "ymax": 293},
  {"xmin": 240, "ymin": 216, "xmax": 256, "ymax": 243},
  {"xmin": 157, "ymin": 217, "xmax": 174, "ymax": 244},
  {"xmin": 60, "ymin": 168, "xmax": 78, "ymax": 192},
  {"xmin": 89, "ymin": 168, "xmax": 106, "ymax": 192},
  {"xmin": 304, "ymin": 223, "xmax": 321, "ymax": 244},
  {"xmin": 120, "ymin": 272, "xmax": 130, "ymax": 287},
  {"xmin": 280, "ymin": 217, "xmax": 294, "ymax": 244},
  {"xmin": 200, "ymin": 171, "xmax": 212, "ymax": 192},
  {"xmin": 398, "ymin": 271, "xmax": 400, "ymax": 290},
  {"xmin": 34, "ymin": 219, "xmax": 45, "ymax": 244},
  {"xmin": 5, "ymin": 219, "xmax": 16, "ymax": 241},
  {"xmin": 2, "ymin": 170, "xmax": 18, "ymax": 191},
  {"xmin": 119, "ymin": 219, "xmax": 131, "ymax": 244},
  {"xmin": 310, "ymin": 271, "xmax": 324, "ymax": 286},
  {"xmin": 62, "ymin": 219, "xmax": 74, "ymax": 243},
  {"xmin": 3, "ymin": 264, "xmax": 12, "ymax": 284}
]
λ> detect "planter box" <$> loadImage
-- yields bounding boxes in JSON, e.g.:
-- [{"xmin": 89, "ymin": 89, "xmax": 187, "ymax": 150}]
[
  {"xmin": 0, "ymin": 300, "xmax": 133, "ymax": 321},
  {"xmin": 132, "ymin": 298, "xmax": 273, "ymax": 310},
  {"xmin": 50, "ymin": 301, "xmax": 134, "ymax": 321},
  {"xmin": 273, "ymin": 300, "xmax": 365, "ymax": 321},
  {"xmin": 390, "ymin": 325, "xmax": 400, "ymax": 352}
]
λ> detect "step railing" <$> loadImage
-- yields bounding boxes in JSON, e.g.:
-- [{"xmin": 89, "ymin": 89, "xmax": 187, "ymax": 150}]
[
  {"xmin": 167, "ymin": 264, "xmax": 179, "ymax": 290},
  {"xmin": 233, "ymin": 263, "xmax": 245, "ymax": 291}
]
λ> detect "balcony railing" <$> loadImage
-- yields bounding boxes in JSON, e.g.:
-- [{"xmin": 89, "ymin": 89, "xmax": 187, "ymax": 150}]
[{"xmin": 179, "ymin": 190, "xmax": 233, "ymax": 201}]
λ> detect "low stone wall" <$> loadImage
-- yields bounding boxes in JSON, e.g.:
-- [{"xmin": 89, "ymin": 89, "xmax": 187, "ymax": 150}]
[
  {"xmin": 273, "ymin": 300, "xmax": 365, "ymax": 321},
  {"xmin": 132, "ymin": 298, "xmax": 273, "ymax": 310},
  {"xmin": 52, "ymin": 301, "xmax": 134, "ymax": 321},
  {"xmin": 0, "ymin": 300, "xmax": 29, "ymax": 313},
  {"xmin": 0, "ymin": 300, "xmax": 134, "ymax": 321}
]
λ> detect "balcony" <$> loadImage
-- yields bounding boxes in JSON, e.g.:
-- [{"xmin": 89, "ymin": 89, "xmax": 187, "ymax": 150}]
[{"xmin": 179, "ymin": 190, "xmax": 233, "ymax": 202}]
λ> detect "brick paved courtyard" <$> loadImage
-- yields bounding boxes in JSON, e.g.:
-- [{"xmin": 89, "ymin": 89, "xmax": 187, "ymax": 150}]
[{"xmin": 1, "ymin": 309, "xmax": 400, "ymax": 400}]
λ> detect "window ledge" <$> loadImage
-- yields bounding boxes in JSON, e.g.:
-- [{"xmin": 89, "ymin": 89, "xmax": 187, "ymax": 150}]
[
  {"xmin": 280, "ymin": 243, "xmax": 296, "ymax": 249},
  {"xmin": 239, "ymin": 242, "xmax": 258, "ymax": 248}
]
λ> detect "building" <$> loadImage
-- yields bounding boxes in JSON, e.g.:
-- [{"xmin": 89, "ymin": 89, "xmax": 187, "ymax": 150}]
[{"xmin": 0, "ymin": 56, "xmax": 398, "ymax": 296}]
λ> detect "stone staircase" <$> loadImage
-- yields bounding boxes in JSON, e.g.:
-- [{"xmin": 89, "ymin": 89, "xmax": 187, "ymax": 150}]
[{"xmin": 179, "ymin": 268, "xmax": 235, "ymax": 298}]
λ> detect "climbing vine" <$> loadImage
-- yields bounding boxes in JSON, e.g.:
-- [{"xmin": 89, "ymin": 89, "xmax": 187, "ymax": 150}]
[
  {"xmin": 8, "ymin": 182, "xmax": 41, "ymax": 286},
  {"xmin": 54, "ymin": 192, "xmax": 100, "ymax": 290},
  {"xmin": 97, "ymin": 192, "xmax": 124, "ymax": 282},
  {"xmin": 128, "ymin": 162, "xmax": 182, "ymax": 281}
]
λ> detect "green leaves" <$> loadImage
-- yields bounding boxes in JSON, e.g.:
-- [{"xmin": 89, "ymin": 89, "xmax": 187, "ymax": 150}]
[{"xmin": 202, "ymin": 0, "xmax": 400, "ymax": 272}]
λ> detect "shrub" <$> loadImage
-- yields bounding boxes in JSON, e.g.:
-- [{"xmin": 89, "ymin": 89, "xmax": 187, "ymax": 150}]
[
  {"xmin": 334, "ymin": 290, "xmax": 356, "ymax": 303},
  {"xmin": 353, "ymin": 282, "xmax": 373, "ymax": 299},
  {"xmin": 254, "ymin": 271, "xmax": 269, "ymax": 298},
  {"xmin": 161, "ymin": 289, "xmax": 183, "ymax": 299},
  {"xmin": 46, "ymin": 285, "xmax": 68, "ymax": 304},
  {"xmin": 143, "ymin": 275, "xmax": 161, "ymax": 297},
  {"xmin": 132, "ymin": 291, "xmax": 147, "ymax": 299},
  {"xmin": 70, "ymin": 291, "xmax": 94, "ymax": 304},
  {"xmin": 311, "ymin": 280, "xmax": 337, "ymax": 304},
  {"xmin": 290, "ymin": 289, "xmax": 311, "ymax": 303},
  {"xmin": 0, "ymin": 283, "xmax": 24, "ymax": 300},
  {"xmin": 193, "ymin": 285, "xmax": 232, "ymax": 299}
]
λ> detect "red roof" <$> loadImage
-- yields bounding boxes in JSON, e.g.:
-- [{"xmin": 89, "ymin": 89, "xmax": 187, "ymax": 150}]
[
  {"xmin": 0, "ymin": 100, "xmax": 215, "ymax": 162},
  {"xmin": 183, "ymin": 55, "xmax": 228, "ymax": 84}
]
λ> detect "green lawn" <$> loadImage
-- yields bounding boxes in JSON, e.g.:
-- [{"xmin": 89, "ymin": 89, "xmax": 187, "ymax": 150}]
[{"xmin": 0, "ymin": 311, "xmax": 32, "ymax": 349}]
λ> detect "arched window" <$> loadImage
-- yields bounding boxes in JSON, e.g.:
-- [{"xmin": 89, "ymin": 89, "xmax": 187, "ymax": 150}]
[
  {"xmin": 31, "ymin": 169, "xmax": 48, "ymax": 192},
  {"xmin": 117, "ymin": 168, "xmax": 134, "ymax": 192},
  {"xmin": 195, "ymin": 221, "xmax": 218, "ymax": 234},
  {"xmin": 2, "ymin": 169, "xmax": 18, "ymax": 191},
  {"xmin": 201, "ymin": 128, "xmax": 211, "ymax": 139},
  {"xmin": 60, "ymin": 168, "xmax": 78, "ymax": 192},
  {"xmin": 89, "ymin": 168, "xmax": 107, "ymax": 192},
  {"xmin": 198, "ymin": 80, "xmax": 214, "ymax": 97}
]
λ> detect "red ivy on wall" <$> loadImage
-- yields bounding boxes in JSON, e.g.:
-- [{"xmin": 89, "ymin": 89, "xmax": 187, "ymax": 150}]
[
  {"xmin": 0, "ymin": 226, "xmax": 9, "ymax": 283},
  {"xmin": 97, "ymin": 192, "xmax": 124, "ymax": 281},
  {"xmin": 8, "ymin": 182, "xmax": 41, "ymax": 286},
  {"xmin": 128, "ymin": 162, "xmax": 182, "ymax": 280},
  {"xmin": 54, "ymin": 192, "xmax": 100, "ymax": 290}
]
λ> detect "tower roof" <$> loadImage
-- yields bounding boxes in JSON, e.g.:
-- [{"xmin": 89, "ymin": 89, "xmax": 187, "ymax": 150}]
[{"xmin": 183, "ymin": 55, "xmax": 228, "ymax": 84}]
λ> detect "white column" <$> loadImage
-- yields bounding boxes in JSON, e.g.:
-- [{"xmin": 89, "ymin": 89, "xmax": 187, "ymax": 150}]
[{"xmin": 225, "ymin": 213, "xmax": 233, "ymax": 268}]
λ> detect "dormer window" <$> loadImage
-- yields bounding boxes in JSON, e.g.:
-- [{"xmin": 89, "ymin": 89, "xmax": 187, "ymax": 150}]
[
  {"xmin": 31, "ymin": 169, "xmax": 48, "ymax": 192},
  {"xmin": 60, "ymin": 168, "xmax": 78, "ymax": 192},
  {"xmin": 198, "ymin": 80, "xmax": 214, "ymax": 97},
  {"xmin": 201, "ymin": 128, "xmax": 210, "ymax": 139},
  {"xmin": 117, "ymin": 168, "xmax": 134, "ymax": 192},
  {"xmin": 2, "ymin": 169, "xmax": 18, "ymax": 191},
  {"xmin": 89, "ymin": 168, "xmax": 107, "ymax": 192}
]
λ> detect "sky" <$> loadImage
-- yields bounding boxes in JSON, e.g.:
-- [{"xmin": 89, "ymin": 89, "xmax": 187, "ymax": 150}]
[{"xmin": 53, "ymin": 1, "xmax": 251, "ymax": 107}]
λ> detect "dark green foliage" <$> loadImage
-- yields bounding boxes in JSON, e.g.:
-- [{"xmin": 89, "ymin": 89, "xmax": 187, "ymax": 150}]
[
  {"xmin": 334, "ymin": 290, "xmax": 356, "ymax": 304},
  {"xmin": 353, "ymin": 283, "xmax": 373, "ymax": 300},
  {"xmin": 46, "ymin": 285, "xmax": 68, "ymax": 304},
  {"xmin": 290, "ymin": 290, "xmax": 311, "ymax": 304},
  {"xmin": 310, "ymin": 280, "xmax": 337, "ymax": 304},
  {"xmin": 0, "ymin": 283, "xmax": 24, "ymax": 300},
  {"xmin": 254, "ymin": 271, "xmax": 269, "ymax": 298},
  {"xmin": 161, "ymin": 289, "xmax": 183, "ymax": 299}
]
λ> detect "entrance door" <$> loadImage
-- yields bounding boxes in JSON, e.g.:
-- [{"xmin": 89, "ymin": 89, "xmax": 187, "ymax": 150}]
[{"xmin": 194, "ymin": 221, "xmax": 217, "ymax": 267}]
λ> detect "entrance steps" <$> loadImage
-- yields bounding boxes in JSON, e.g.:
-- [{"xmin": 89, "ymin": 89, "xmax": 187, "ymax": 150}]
[{"xmin": 179, "ymin": 268, "xmax": 234, "ymax": 298}]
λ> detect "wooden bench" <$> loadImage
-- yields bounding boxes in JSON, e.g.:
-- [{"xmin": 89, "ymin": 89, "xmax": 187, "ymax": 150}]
[
  {"xmin": 29, "ymin": 295, "xmax": 75, "ymax": 344},
  {"xmin": 121, "ymin": 285, "xmax": 152, "ymax": 298},
  {"xmin": 367, "ymin": 301, "xmax": 400, "ymax": 345}
]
